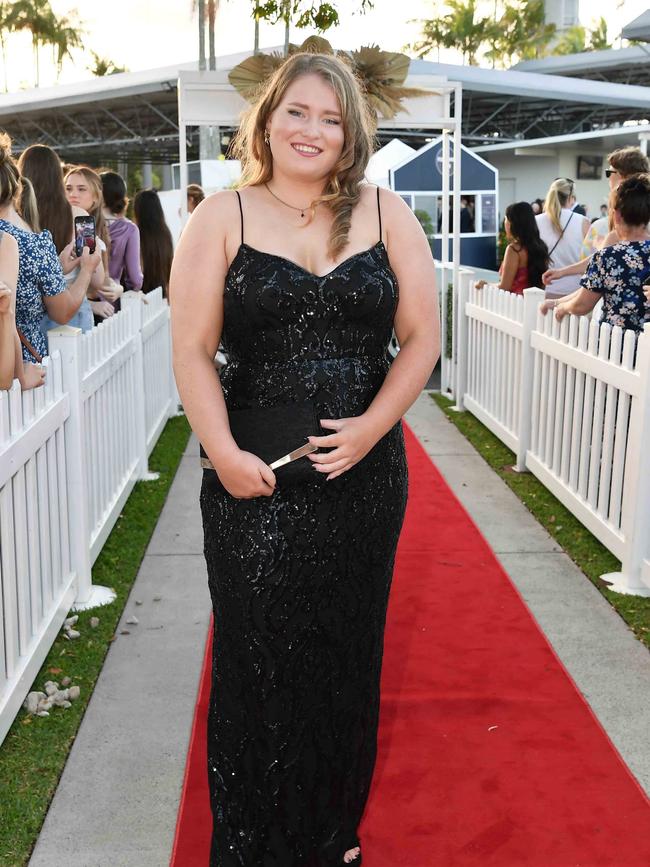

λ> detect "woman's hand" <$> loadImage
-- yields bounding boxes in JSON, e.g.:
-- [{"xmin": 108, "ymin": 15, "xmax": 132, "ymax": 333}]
[
  {"xmin": 307, "ymin": 416, "xmax": 380, "ymax": 481},
  {"xmin": 59, "ymin": 241, "xmax": 77, "ymax": 275},
  {"xmin": 542, "ymin": 268, "xmax": 560, "ymax": 286},
  {"xmin": 554, "ymin": 302, "xmax": 570, "ymax": 322},
  {"xmin": 90, "ymin": 300, "xmax": 115, "ymax": 319},
  {"xmin": 644, "ymin": 284, "xmax": 650, "ymax": 305},
  {"xmin": 78, "ymin": 246, "xmax": 102, "ymax": 275},
  {"xmin": 213, "ymin": 449, "xmax": 276, "ymax": 499},
  {"xmin": 100, "ymin": 279, "xmax": 124, "ymax": 304},
  {"xmin": 19, "ymin": 362, "xmax": 46, "ymax": 390},
  {"xmin": 540, "ymin": 299, "xmax": 556, "ymax": 316}
]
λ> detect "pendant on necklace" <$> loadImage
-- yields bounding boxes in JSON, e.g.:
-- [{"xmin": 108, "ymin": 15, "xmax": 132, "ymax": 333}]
[{"xmin": 300, "ymin": 211, "xmax": 305, "ymax": 218}]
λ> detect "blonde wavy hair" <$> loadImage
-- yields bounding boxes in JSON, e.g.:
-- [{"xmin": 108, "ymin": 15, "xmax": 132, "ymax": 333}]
[
  {"xmin": 231, "ymin": 52, "xmax": 376, "ymax": 258},
  {"xmin": 543, "ymin": 178, "xmax": 574, "ymax": 234},
  {"xmin": 64, "ymin": 165, "xmax": 111, "ymax": 266}
]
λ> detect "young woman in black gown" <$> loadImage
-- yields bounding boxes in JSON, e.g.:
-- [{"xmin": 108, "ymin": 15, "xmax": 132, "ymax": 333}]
[{"xmin": 170, "ymin": 52, "xmax": 440, "ymax": 867}]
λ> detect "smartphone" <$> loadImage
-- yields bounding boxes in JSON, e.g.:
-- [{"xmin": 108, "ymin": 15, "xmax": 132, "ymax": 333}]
[{"xmin": 74, "ymin": 215, "xmax": 96, "ymax": 257}]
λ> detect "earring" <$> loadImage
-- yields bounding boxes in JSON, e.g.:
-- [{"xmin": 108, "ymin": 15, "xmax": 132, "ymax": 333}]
[{"xmin": 264, "ymin": 130, "xmax": 270, "ymax": 146}]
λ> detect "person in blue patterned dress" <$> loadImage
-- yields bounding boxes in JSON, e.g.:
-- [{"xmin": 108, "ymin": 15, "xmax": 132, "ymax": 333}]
[
  {"xmin": 0, "ymin": 135, "xmax": 100, "ymax": 364},
  {"xmin": 554, "ymin": 175, "xmax": 650, "ymax": 334}
]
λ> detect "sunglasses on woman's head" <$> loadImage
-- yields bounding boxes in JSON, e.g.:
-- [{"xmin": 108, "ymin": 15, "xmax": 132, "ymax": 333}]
[{"xmin": 605, "ymin": 169, "xmax": 618, "ymax": 178}]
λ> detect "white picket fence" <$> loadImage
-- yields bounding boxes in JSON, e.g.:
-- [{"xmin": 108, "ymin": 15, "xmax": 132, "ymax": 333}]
[
  {"xmin": 0, "ymin": 288, "xmax": 178, "ymax": 745},
  {"xmin": 450, "ymin": 271, "xmax": 650, "ymax": 597}
]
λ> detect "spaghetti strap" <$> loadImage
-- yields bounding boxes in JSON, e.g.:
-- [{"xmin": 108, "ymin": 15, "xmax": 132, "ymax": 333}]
[
  {"xmin": 376, "ymin": 186, "xmax": 382, "ymax": 243},
  {"xmin": 235, "ymin": 190, "xmax": 244, "ymax": 245}
]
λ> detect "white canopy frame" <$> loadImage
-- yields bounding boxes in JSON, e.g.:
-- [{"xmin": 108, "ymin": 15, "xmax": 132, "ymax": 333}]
[{"xmin": 177, "ymin": 69, "xmax": 463, "ymax": 393}]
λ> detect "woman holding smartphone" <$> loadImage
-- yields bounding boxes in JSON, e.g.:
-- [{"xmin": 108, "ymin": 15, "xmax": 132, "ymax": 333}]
[
  {"xmin": 18, "ymin": 145, "xmax": 106, "ymax": 334},
  {"xmin": 0, "ymin": 136, "xmax": 99, "ymax": 368},
  {"xmin": 65, "ymin": 164, "xmax": 123, "ymax": 319}
]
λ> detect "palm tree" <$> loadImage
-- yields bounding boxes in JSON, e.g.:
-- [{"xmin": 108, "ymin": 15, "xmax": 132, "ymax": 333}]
[
  {"xmin": 484, "ymin": 0, "xmax": 555, "ymax": 66},
  {"xmin": 553, "ymin": 24, "xmax": 586, "ymax": 55},
  {"xmin": 207, "ymin": 0, "xmax": 217, "ymax": 70},
  {"xmin": 8, "ymin": 0, "xmax": 58, "ymax": 87},
  {"xmin": 51, "ymin": 11, "xmax": 83, "ymax": 79},
  {"xmin": 410, "ymin": 0, "xmax": 494, "ymax": 65},
  {"xmin": 252, "ymin": 1, "xmax": 374, "ymax": 57},
  {"xmin": 192, "ymin": 0, "xmax": 219, "ymax": 70},
  {"xmin": 87, "ymin": 51, "xmax": 127, "ymax": 77},
  {"xmin": 589, "ymin": 17, "xmax": 611, "ymax": 51}
]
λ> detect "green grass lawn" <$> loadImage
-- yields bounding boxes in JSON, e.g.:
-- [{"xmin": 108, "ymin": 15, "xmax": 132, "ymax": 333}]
[
  {"xmin": 431, "ymin": 393, "xmax": 650, "ymax": 652},
  {"xmin": 0, "ymin": 414, "xmax": 191, "ymax": 867}
]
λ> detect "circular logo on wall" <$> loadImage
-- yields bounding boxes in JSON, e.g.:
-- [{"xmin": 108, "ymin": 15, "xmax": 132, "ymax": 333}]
[{"xmin": 435, "ymin": 146, "xmax": 454, "ymax": 180}]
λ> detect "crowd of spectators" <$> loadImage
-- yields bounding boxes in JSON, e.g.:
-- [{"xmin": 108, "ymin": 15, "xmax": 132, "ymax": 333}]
[
  {"xmin": 0, "ymin": 133, "xmax": 176, "ymax": 392},
  {"xmin": 489, "ymin": 146, "xmax": 650, "ymax": 336}
]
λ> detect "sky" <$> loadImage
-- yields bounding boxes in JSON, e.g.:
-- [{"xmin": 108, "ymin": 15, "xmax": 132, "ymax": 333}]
[{"xmin": 1, "ymin": 0, "xmax": 643, "ymax": 93}]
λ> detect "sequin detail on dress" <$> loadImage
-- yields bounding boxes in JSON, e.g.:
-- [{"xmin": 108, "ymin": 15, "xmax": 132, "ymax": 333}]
[{"xmin": 200, "ymin": 190, "xmax": 408, "ymax": 866}]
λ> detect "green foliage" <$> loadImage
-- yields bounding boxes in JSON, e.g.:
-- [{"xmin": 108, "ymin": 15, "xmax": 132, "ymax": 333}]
[
  {"xmin": 553, "ymin": 24, "xmax": 586, "ymax": 55},
  {"xmin": 87, "ymin": 51, "xmax": 127, "ymax": 77},
  {"xmin": 484, "ymin": 0, "xmax": 556, "ymax": 65},
  {"xmin": 445, "ymin": 283, "xmax": 453, "ymax": 359},
  {"xmin": 552, "ymin": 17, "xmax": 611, "ymax": 55},
  {"xmin": 4, "ymin": 0, "xmax": 86, "ymax": 84},
  {"xmin": 410, "ymin": 0, "xmax": 555, "ymax": 68},
  {"xmin": 410, "ymin": 0, "xmax": 493, "ymax": 65},
  {"xmin": 497, "ymin": 220, "xmax": 508, "ymax": 264},
  {"xmin": 0, "ymin": 415, "xmax": 191, "ymax": 867},
  {"xmin": 414, "ymin": 209, "xmax": 434, "ymax": 236},
  {"xmin": 252, "ymin": 0, "xmax": 373, "ymax": 31}
]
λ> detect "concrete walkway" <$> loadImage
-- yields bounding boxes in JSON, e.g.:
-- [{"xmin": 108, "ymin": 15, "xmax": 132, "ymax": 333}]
[{"xmin": 28, "ymin": 394, "xmax": 650, "ymax": 866}]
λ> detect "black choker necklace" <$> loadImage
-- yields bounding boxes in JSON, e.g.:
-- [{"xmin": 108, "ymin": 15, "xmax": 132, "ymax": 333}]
[{"xmin": 265, "ymin": 183, "xmax": 315, "ymax": 219}]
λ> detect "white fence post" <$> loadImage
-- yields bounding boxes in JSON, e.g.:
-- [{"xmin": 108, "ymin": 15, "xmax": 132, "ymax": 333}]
[
  {"xmin": 452, "ymin": 270, "xmax": 471, "ymax": 412},
  {"xmin": 122, "ymin": 294, "xmax": 158, "ymax": 481},
  {"xmin": 47, "ymin": 326, "xmax": 116, "ymax": 610},
  {"xmin": 515, "ymin": 287, "xmax": 544, "ymax": 472},
  {"xmin": 602, "ymin": 324, "xmax": 650, "ymax": 596}
]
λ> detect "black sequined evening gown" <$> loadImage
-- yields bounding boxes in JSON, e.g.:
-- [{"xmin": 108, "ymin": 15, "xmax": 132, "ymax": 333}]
[{"xmin": 199, "ymin": 189, "xmax": 408, "ymax": 867}]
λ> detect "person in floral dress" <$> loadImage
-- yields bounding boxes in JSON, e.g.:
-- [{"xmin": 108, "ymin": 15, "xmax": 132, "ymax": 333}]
[{"xmin": 553, "ymin": 175, "xmax": 650, "ymax": 334}]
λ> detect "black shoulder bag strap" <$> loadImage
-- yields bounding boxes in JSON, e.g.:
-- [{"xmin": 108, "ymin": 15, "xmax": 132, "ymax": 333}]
[{"xmin": 547, "ymin": 210, "xmax": 575, "ymax": 259}]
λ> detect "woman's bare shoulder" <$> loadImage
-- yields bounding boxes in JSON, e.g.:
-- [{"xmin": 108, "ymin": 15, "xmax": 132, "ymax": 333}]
[
  {"xmin": 188, "ymin": 189, "xmax": 242, "ymax": 235},
  {"xmin": 0, "ymin": 231, "xmax": 18, "ymax": 255}
]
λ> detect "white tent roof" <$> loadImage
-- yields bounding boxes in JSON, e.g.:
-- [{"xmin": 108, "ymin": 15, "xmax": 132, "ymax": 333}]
[
  {"xmin": 622, "ymin": 10, "xmax": 650, "ymax": 42},
  {"xmin": 365, "ymin": 139, "xmax": 416, "ymax": 187},
  {"xmin": 408, "ymin": 59, "xmax": 650, "ymax": 110},
  {"xmin": 513, "ymin": 45, "xmax": 650, "ymax": 76},
  {"xmin": 473, "ymin": 122, "xmax": 650, "ymax": 154}
]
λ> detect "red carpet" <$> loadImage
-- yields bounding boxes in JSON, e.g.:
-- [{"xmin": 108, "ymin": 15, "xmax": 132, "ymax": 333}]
[{"xmin": 171, "ymin": 425, "xmax": 650, "ymax": 866}]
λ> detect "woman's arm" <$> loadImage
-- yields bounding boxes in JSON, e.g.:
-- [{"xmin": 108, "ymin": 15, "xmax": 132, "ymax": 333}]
[
  {"xmin": 543, "ymin": 257, "xmax": 590, "ymax": 284},
  {"xmin": 497, "ymin": 244, "xmax": 520, "ymax": 292},
  {"xmin": 554, "ymin": 287, "xmax": 601, "ymax": 321},
  {"xmin": 43, "ymin": 246, "xmax": 101, "ymax": 323},
  {"xmin": 0, "ymin": 234, "xmax": 18, "ymax": 389},
  {"xmin": 309, "ymin": 191, "xmax": 440, "ymax": 480},
  {"xmin": 170, "ymin": 191, "xmax": 275, "ymax": 498}
]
